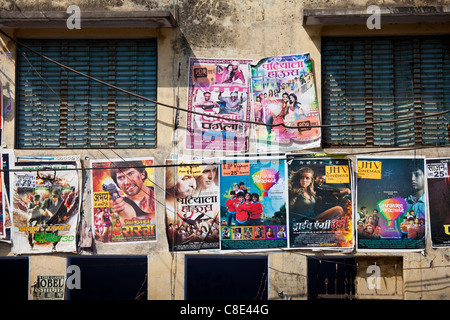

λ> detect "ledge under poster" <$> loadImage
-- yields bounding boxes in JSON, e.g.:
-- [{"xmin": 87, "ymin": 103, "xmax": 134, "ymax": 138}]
[
  {"xmin": 250, "ymin": 53, "xmax": 321, "ymax": 152},
  {"xmin": 90, "ymin": 158, "xmax": 156, "ymax": 243},
  {"xmin": 165, "ymin": 157, "xmax": 220, "ymax": 251},
  {"xmin": 356, "ymin": 156, "xmax": 426, "ymax": 251},
  {"xmin": 10, "ymin": 156, "xmax": 81, "ymax": 254},
  {"xmin": 287, "ymin": 155, "xmax": 353, "ymax": 250},
  {"xmin": 219, "ymin": 156, "xmax": 288, "ymax": 251},
  {"xmin": 426, "ymin": 158, "xmax": 450, "ymax": 248},
  {"xmin": 185, "ymin": 57, "xmax": 252, "ymax": 152}
]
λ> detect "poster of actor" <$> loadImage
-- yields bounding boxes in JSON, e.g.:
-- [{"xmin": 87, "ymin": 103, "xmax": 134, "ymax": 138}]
[
  {"xmin": 10, "ymin": 159, "xmax": 80, "ymax": 254},
  {"xmin": 356, "ymin": 156, "xmax": 426, "ymax": 251},
  {"xmin": 250, "ymin": 53, "xmax": 321, "ymax": 153},
  {"xmin": 219, "ymin": 156, "xmax": 288, "ymax": 251},
  {"xmin": 426, "ymin": 158, "xmax": 450, "ymax": 248},
  {"xmin": 90, "ymin": 158, "xmax": 156, "ymax": 243},
  {"xmin": 287, "ymin": 156, "xmax": 353, "ymax": 250},
  {"xmin": 165, "ymin": 158, "xmax": 220, "ymax": 251},
  {"xmin": 185, "ymin": 57, "xmax": 252, "ymax": 152}
]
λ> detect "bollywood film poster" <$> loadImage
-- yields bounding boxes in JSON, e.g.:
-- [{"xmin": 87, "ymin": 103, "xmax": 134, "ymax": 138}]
[
  {"xmin": 186, "ymin": 57, "xmax": 252, "ymax": 151},
  {"xmin": 219, "ymin": 156, "xmax": 288, "ymax": 251},
  {"xmin": 356, "ymin": 157, "xmax": 426, "ymax": 251},
  {"xmin": 426, "ymin": 158, "xmax": 450, "ymax": 248},
  {"xmin": 10, "ymin": 159, "xmax": 81, "ymax": 254},
  {"xmin": 165, "ymin": 158, "xmax": 220, "ymax": 251},
  {"xmin": 250, "ymin": 53, "xmax": 321, "ymax": 152},
  {"xmin": 90, "ymin": 158, "xmax": 156, "ymax": 243},
  {"xmin": 287, "ymin": 156, "xmax": 353, "ymax": 250}
]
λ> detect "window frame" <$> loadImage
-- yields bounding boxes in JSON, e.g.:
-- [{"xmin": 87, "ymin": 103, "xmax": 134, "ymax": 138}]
[
  {"xmin": 321, "ymin": 34, "xmax": 450, "ymax": 148},
  {"xmin": 14, "ymin": 37, "xmax": 158, "ymax": 149}
]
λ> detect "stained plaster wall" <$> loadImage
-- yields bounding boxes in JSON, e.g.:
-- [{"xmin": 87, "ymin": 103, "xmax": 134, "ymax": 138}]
[{"xmin": 0, "ymin": 0, "xmax": 448, "ymax": 300}]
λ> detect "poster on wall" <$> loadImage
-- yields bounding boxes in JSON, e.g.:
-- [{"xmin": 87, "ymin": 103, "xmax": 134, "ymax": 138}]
[
  {"xmin": 165, "ymin": 157, "xmax": 220, "ymax": 251},
  {"xmin": 10, "ymin": 158, "xmax": 81, "ymax": 254},
  {"xmin": 287, "ymin": 155, "xmax": 353, "ymax": 250},
  {"xmin": 31, "ymin": 275, "xmax": 65, "ymax": 300},
  {"xmin": 356, "ymin": 156, "xmax": 426, "ymax": 251},
  {"xmin": 90, "ymin": 158, "xmax": 156, "ymax": 243},
  {"xmin": 1, "ymin": 150, "xmax": 14, "ymax": 241},
  {"xmin": 250, "ymin": 53, "xmax": 321, "ymax": 152},
  {"xmin": 185, "ymin": 57, "xmax": 252, "ymax": 151},
  {"xmin": 219, "ymin": 156, "xmax": 288, "ymax": 251},
  {"xmin": 426, "ymin": 158, "xmax": 450, "ymax": 248}
]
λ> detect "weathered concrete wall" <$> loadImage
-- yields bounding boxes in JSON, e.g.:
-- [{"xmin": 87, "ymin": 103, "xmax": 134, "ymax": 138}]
[{"xmin": 0, "ymin": 0, "xmax": 448, "ymax": 300}]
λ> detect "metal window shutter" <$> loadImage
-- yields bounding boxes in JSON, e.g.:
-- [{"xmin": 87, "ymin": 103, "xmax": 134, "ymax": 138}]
[
  {"xmin": 322, "ymin": 36, "xmax": 450, "ymax": 147},
  {"xmin": 16, "ymin": 39, "xmax": 157, "ymax": 149},
  {"xmin": 322, "ymin": 39, "xmax": 367, "ymax": 146},
  {"xmin": 419, "ymin": 38, "xmax": 450, "ymax": 145}
]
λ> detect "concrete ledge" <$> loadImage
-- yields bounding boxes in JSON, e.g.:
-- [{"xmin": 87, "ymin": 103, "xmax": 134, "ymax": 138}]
[
  {"xmin": 0, "ymin": 10, "xmax": 176, "ymax": 28},
  {"xmin": 303, "ymin": 6, "xmax": 450, "ymax": 26}
]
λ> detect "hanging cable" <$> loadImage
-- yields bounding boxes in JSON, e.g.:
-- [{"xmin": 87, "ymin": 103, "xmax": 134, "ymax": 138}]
[{"xmin": 2, "ymin": 29, "xmax": 449, "ymax": 131}]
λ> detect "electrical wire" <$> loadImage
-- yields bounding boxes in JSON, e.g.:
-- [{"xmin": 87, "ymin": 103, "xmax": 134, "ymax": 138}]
[{"xmin": 2, "ymin": 29, "xmax": 449, "ymax": 131}]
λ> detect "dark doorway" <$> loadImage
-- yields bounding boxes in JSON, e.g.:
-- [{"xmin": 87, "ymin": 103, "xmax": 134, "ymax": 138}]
[
  {"xmin": 185, "ymin": 255, "xmax": 268, "ymax": 300},
  {"xmin": 0, "ymin": 257, "xmax": 29, "ymax": 300},
  {"xmin": 307, "ymin": 257, "xmax": 356, "ymax": 300},
  {"xmin": 66, "ymin": 255, "xmax": 147, "ymax": 300}
]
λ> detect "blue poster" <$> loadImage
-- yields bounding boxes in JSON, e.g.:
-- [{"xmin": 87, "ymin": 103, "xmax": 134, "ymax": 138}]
[
  {"xmin": 356, "ymin": 156, "xmax": 426, "ymax": 251},
  {"xmin": 219, "ymin": 156, "xmax": 287, "ymax": 250}
]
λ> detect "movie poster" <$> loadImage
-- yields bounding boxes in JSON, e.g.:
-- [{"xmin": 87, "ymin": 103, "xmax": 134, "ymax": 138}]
[
  {"xmin": 1, "ymin": 150, "xmax": 14, "ymax": 241},
  {"xmin": 219, "ymin": 156, "xmax": 288, "ymax": 251},
  {"xmin": 356, "ymin": 157, "xmax": 426, "ymax": 251},
  {"xmin": 426, "ymin": 158, "xmax": 450, "ymax": 247},
  {"xmin": 165, "ymin": 158, "xmax": 220, "ymax": 251},
  {"xmin": 186, "ymin": 57, "xmax": 252, "ymax": 151},
  {"xmin": 10, "ymin": 159, "xmax": 81, "ymax": 254},
  {"xmin": 287, "ymin": 156, "xmax": 353, "ymax": 249},
  {"xmin": 250, "ymin": 53, "xmax": 321, "ymax": 152},
  {"xmin": 90, "ymin": 158, "xmax": 156, "ymax": 243}
]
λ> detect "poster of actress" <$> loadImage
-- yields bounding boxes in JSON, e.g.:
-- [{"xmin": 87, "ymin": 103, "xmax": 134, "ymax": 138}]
[
  {"xmin": 10, "ymin": 159, "xmax": 80, "ymax": 254},
  {"xmin": 165, "ymin": 158, "xmax": 220, "ymax": 251},
  {"xmin": 250, "ymin": 53, "xmax": 321, "ymax": 153},
  {"xmin": 90, "ymin": 158, "xmax": 156, "ymax": 243},
  {"xmin": 426, "ymin": 158, "xmax": 450, "ymax": 248},
  {"xmin": 287, "ymin": 156, "xmax": 353, "ymax": 249},
  {"xmin": 219, "ymin": 156, "xmax": 288, "ymax": 251},
  {"xmin": 356, "ymin": 156, "xmax": 426, "ymax": 251},
  {"xmin": 186, "ymin": 57, "xmax": 252, "ymax": 152}
]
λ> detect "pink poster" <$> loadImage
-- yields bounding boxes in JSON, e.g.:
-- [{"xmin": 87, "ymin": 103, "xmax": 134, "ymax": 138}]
[{"xmin": 185, "ymin": 58, "xmax": 252, "ymax": 151}]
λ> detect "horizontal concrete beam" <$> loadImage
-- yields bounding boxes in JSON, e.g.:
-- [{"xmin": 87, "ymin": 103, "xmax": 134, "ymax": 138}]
[
  {"xmin": 303, "ymin": 6, "xmax": 450, "ymax": 25},
  {"xmin": 0, "ymin": 10, "xmax": 176, "ymax": 28}
]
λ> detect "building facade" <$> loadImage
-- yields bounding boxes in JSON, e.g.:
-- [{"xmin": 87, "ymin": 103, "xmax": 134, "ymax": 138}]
[{"xmin": 0, "ymin": 0, "xmax": 449, "ymax": 300}]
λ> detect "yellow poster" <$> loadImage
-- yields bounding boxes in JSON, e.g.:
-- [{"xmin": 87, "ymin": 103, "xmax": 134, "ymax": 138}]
[
  {"xmin": 357, "ymin": 160, "xmax": 382, "ymax": 179},
  {"xmin": 325, "ymin": 165, "xmax": 350, "ymax": 183}
]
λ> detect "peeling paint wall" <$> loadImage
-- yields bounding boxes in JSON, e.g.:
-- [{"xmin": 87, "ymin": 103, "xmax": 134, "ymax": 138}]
[{"xmin": 0, "ymin": 0, "xmax": 448, "ymax": 300}]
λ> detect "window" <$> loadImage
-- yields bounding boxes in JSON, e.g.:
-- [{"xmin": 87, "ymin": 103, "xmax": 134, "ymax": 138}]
[
  {"xmin": 16, "ymin": 39, "xmax": 157, "ymax": 148},
  {"xmin": 307, "ymin": 257, "xmax": 356, "ymax": 300},
  {"xmin": 185, "ymin": 255, "xmax": 268, "ymax": 300},
  {"xmin": 0, "ymin": 257, "xmax": 29, "ymax": 300},
  {"xmin": 66, "ymin": 255, "xmax": 148, "ymax": 300},
  {"xmin": 322, "ymin": 35, "xmax": 450, "ymax": 147}
]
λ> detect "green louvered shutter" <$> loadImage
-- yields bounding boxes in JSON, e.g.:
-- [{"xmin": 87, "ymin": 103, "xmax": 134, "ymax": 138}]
[
  {"xmin": 322, "ymin": 36, "xmax": 450, "ymax": 147},
  {"xmin": 16, "ymin": 39, "xmax": 157, "ymax": 148}
]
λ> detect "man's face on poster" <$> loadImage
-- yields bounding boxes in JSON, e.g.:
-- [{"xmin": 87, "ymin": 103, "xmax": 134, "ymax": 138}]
[
  {"xmin": 176, "ymin": 174, "xmax": 196, "ymax": 198},
  {"xmin": 199, "ymin": 166, "xmax": 216, "ymax": 189},
  {"xmin": 115, "ymin": 168, "xmax": 146, "ymax": 197},
  {"xmin": 410, "ymin": 169, "xmax": 424, "ymax": 192},
  {"xmin": 203, "ymin": 92, "xmax": 212, "ymax": 101}
]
